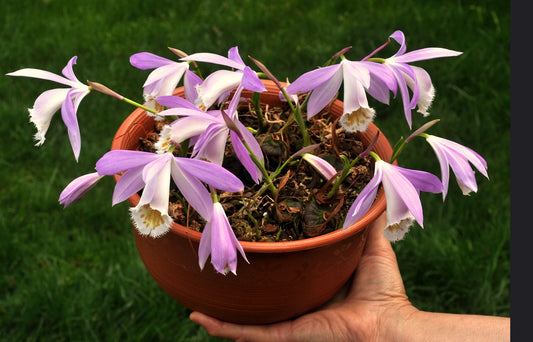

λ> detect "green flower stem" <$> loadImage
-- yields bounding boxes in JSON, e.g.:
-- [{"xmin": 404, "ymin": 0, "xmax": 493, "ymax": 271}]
[
  {"xmin": 241, "ymin": 139, "xmax": 278, "ymax": 198},
  {"xmin": 389, "ymin": 136, "xmax": 414, "ymax": 164},
  {"xmin": 278, "ymin": 87, "xmax": 311, "ymax": 147},
  {"xmin": 251, "ymin": 92, "xmax": 265, "ymax": 133},
  {"xmin": 326, "ymin": 154, "xmax": 361, "ymax": 200},
  {"xmin": 369, "ymin": 151, "xmax": 381, "ymax": 161},
  {"xmin": 366, "ymin": 57, "xmax": 386, "ymax": 64},
  {"xmin": 121, "ymin": 96, "xmax": 159, "ymax": 114}
]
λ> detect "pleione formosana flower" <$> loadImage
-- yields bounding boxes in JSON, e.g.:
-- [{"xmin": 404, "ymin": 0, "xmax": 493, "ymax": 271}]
[
  {"xmin": 424, "ymin": 134, "xmax": 489, "ymax": 199},
  {"xmin": 95, "ymin": 150, "xmax": 244, "ymax": 237},
  {"xmin": 10, "ymin": 30, "xmax": 489, "ymax": 274},
  {"xmin": 7, "ymin": 56, "xmax": 91, "ymax": 161},
  {"xmin": 343, "ymin": 156, "xmax": 443, "ymax": 241}
]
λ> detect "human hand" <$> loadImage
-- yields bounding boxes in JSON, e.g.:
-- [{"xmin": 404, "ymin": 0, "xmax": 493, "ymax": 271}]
[{"xmin": 189, "ymin": 212, "xmax": 418, "ymax": 342}]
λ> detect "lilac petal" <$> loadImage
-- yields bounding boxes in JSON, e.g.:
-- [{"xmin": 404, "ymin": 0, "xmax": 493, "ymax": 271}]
[
  {"xmin": 168, "ymin": 115, "xmax": 216, "ymax": 144},
  {"xmin": 175, "ymin": 157, "xmax": 244, "ymax": 192},
  {"xmin": 447, "ymin": 154, "xmax": 478, "ymax": 193},
  {"xmin": 198, "ymin": 218, "xmax": 213, "ymax": 270},
  {"xmin": 394, "ymin": 48, "xmax": 463, "ymax": 63},
  {"xmin": 387, "ymin": 64, "xmax": 415, "ymax": 128},
  {"xmin": 59, "ymin": 172, "xmax": 104, "ymax": 208},
  {"xmin": 60, "ymin": 88, "xmax": 82, "ymax": 161},
  {"xmin": 184, "ymin": 69, "xmax": 202, "ymax": 102},
  {"xmin": 61, "ymin": 56, "xmax": 81, "ymax": 83},
  {"xmin": 7, "ymin": 68, "xmax": 75, "ymax": 87},
  {"xmin": 241, "ymin": 66, "xmax": 266, "ymax": 93},
  {"xmin": 389, "ymin": 30, "xmax": 407, "ymax": 56},
  {"xmin": 112, "ymin": 166, "xmax": 145, "ymax": 205},
  {"xmin": 156, "ymin": 95, "xmax": 198, "ymax": 110},
  {"xmin": 170, "ymin": 161, "xmax": 214, "ymax": 220},
  {"xmin": 228, "ymin": 46, "xmax": 245, "ymax": 65},
  {"xmin": 96, "ymin": 150, "xmax": 159, "ymax": 175},
  {"xmin": 210, "ymin": 202, "xmax": 248, "ymax": 275},
  {"xmin": 210, "ymin": 208, "xmax": 238, "ymax": 274},
  {"xmin": 231, "ymin": 129, "xmax": 262, "ymax": 183},
  {"xmin": 394, "ymin": 165, "xmax": 443, "ymax": 194},
  {"xmin": 192, "ymin": 122, "xmax": 228, "ymax": 165},
  {"xmin": 196, "ymin": 70, "xmax": 243, "ymax": 109},
  {"xmin": 142, "ymin": 63, "xmax": 188, "ymax": 95},
  {"xmin": 302, "ymin": 153, "xmax": 337, "ymax": 181},
  {"xmin": 130, "ymin": 52, "xmax": 174, "ymax": 70},
  {"xmin": 380, "ymin": 162, "xmax": 425, "ymax": 227},
  {"xmin": 342, "ymin": 165, "xmax": 383, "ymax": 229},
  {"xmin": 307, "ymin": 67, "xmax": 343, "ymax": 118},
  {"xmin": 141, "ymin": 154, "xmax": 172, "ymax": 189},
  {"xmin": 363, "ymin": 61, "xmax": 397, "ymax": 91},
  {"xmin": 286, "ymin": 64, "xmax": 341, "ymax": 94},
  {"xmin": 181, "ymin": 52, "xmax": 244, "ymax": 70}
]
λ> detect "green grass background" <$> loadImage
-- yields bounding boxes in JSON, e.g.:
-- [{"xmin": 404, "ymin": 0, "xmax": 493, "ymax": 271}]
[{"xmin": 1, "ymin": 0, "xmax": 509, "ymax": 341}]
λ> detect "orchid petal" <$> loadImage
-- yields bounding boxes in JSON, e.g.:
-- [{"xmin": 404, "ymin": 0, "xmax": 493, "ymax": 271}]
[
  {"xmin": 184, "ymin": 69, "xmax": 202, "ymax": 102},
  {"xmin": 156, "ymin": 95, "xmax": 198, "ymax": 110},
  {"xmin": 285, "ymin": 64, "xmax": 341, "ymax": 94},
  {"xmin": 7, "ymin": 67, "xmax": 75, "ymax": 87},
  {"xmin": 227, "ymin": 46, "xmax": 245, "ymax": 65},
  {"xmin": 142, "ymin": 62, "xmax": 188, "ymax": 96},
  {"xmin": 405, "ymin": 66, "xmax": 435, "ymax": 116},
  {"xmin": 168, "ymin": 115, "xmax": 217, "ymax": 144},
  {"xmin": 175, "ymin": 157, "xmax": 244, "ymax": 192},
  {"xmin": 181, "ymin": 52, "xmax": 244, "ymax": 70},
  {"xmin": 61, "ymin": 56, "xmax": 82, "ymax": 83},
  {"xmin": 198, "ymin": 217, "xmax": 213, "ymax": 270},
  {"xmin": 302, "ymin": 153, "xmax": 337, "ymax": 180},
  {"xmin": 112, "ymin": 166, "xmax": 145, "ymax": 205},
  {"xmin": 130, "ymin": 52, "xmax": 175, "ymax": 69},
  {"xmin": 380, "ymin": 162, "xmax": 435, "ymax": 227},
  {"xmin": 59, "ymin": 172, "xmax": 104, "ymax": 208},
  {"xmin": 241, "ymin": 66, "xmax": 266, "ymax": 93},
  {"xmin": 342, "ymin": 165, "xmax": 383, "ymax": 229},
  {"xmin": 170, "ymin": 161, "xmax": 214, "ymax": 220},
  {"xmin": 389, "ymin": 30, "xmax": 407, "ymax": 56},
  {"xmin": 96, "ymin": 150, "xmax": 159, "ymax": 175},
  {"xmin": 192, "ymin": 122, "xmax": 228, "ymax": 165},
  {"xmin": 195, "ymin": 70, "xmax": 243, "ymax": 109},
  {"xmin": 306, "ymin": 66, "xmax": 343, "ymax": 117},
  {"xmin": 231, "ymin": 129, "xmax": 262, "ymax": 183},
  {"xmin": 208, "ymin": 202, "xmax": 248, "ymax": 275},
  {"xmin": 393, "ymin": 48, "xmax": 463, "ymax": 63},
  {"xmin": 61, "ymin": 88, "xmax": 90, "ymax": 161},
  {"xmin": 29, "ymin": 88, "xmax": 70, "ymax": 145}
]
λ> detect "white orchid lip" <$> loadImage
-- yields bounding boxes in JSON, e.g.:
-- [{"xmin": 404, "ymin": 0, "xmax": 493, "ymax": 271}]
[{"xmin": 130, "ymin": 204, "xmax": 174, "ymax": 238}]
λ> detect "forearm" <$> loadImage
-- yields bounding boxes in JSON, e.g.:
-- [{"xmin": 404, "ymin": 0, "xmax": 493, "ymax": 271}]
[{"xmin": 383, "ymin": 308, "xmax": 510, "ymax": 342}]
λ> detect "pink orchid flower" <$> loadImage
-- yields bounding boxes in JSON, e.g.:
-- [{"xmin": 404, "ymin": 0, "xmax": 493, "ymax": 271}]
[
  {"xmin": 343, "ymin": 160, "xmax": 442, "ymax": 241},
  {"xmin": 7, "ymin": 56, "xmax": 90, "ymax": 161},
  {"xmin": 180, "ymin": 46, "xmax": 266, "ymax": 110},
  {"xmin": 384, "ymin": 30, "xmax": 463, "ymax": 128},
  {"xmin": 425, "ymin": 135, "xmax": 489, "ymax": 199}
]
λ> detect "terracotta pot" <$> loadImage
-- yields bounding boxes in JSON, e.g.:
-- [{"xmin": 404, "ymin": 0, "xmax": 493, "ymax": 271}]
[{"xmin": 111, "ymin": 80, "xmax": 392, "ymax": 324}]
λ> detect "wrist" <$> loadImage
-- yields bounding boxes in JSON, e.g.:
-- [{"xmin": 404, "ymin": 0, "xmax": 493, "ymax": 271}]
[{"xmin": 378, "ymin": 302, "xmax": 420, "ymax": 342}]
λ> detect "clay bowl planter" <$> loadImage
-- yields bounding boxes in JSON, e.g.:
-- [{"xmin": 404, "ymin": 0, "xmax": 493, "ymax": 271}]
[{"xmin": 111, "ymin": 80, "xmax": 393, "ymax": 324}]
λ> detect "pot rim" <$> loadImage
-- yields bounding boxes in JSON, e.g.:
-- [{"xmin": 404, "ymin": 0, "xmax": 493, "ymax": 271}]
[{"xmin": 112, "ymin": 80, "xmax": 391, "ymax": 253}]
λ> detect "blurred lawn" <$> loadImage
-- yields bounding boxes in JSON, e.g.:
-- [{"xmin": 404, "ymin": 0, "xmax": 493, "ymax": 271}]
[{"xmin": 1, "ymin": 0, "xmax": 509, "ymax": 341}]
